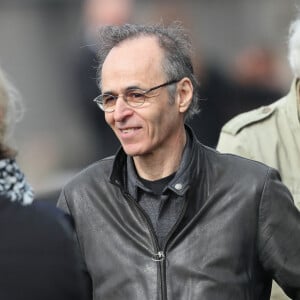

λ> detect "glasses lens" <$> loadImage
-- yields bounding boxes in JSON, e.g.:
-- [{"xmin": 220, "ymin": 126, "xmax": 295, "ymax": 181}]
[
  {"xmin": 125, "ymin": 89, "xmax": 146, "ymax": 107},
  {"xmin": 101, "ymin": 94, "xmax": 117, "ymax": 111}
]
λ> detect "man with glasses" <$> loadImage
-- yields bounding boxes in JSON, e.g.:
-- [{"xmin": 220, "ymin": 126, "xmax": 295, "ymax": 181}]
[{"xmin": 58, "ymin": 23, "xmax": 300, "ymax": 300}]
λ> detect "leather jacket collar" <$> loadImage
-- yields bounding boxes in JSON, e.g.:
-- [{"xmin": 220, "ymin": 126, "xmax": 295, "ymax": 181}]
[{"xmin": 109, "ymin": 125, "xmax": 203, "ymax": 198}]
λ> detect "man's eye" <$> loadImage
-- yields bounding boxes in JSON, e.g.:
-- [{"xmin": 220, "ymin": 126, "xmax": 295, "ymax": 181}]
[
  {"xmin": 103, "ymin": 95, "xmax": 116, "ymax": 104},
  {"xmin": 127, "ymin": 91, "xmax": 144, "ymax": 100}
]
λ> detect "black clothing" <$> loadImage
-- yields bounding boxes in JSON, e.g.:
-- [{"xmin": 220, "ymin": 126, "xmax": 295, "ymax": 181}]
[
  {"xmin": 127, "ymin": 132, "xmax": 192, "ymax": 247},
  {"xmin": 58, "ymin": 127, "xmax": 300, "ymax": 300},
  {"xmin": 0, "ymin": 196, "xmax": 90, "ymax": 300},
  {"xmin": 137, "ymin": 172, "xmax": 178, "ymax": 247},
  {"xmin": 138, "ymin": 173, "xmax": 175, "ymax": 195}
]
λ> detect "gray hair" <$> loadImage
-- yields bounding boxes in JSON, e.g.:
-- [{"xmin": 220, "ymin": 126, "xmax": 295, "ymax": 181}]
[
  {"xmin": 96, "ymin": 22, "xmax": 200, "ymax": 121},
  {"xmin": 0, "ymin": 67, "xmax": 24, "ymax": 157},
  {"xmin": 288, "ymin": 18, "xmax": 300, "ymax": 78}
]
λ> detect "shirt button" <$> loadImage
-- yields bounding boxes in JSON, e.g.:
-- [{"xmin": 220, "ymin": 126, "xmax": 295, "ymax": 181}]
[{"xmin": 174, "ymin": 183, "xmax": 183, "ymax": 190}]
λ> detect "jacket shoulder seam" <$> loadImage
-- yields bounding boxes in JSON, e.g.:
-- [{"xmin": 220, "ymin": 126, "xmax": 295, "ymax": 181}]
[{"xmin": 221, "ymin": 106, "xmax": 276, "ymax": 135}]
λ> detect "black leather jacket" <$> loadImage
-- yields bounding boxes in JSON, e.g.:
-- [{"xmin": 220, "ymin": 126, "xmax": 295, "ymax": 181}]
[{"xmin": 58, "ymin": 130, "xmax": 300, "ymax": 300}]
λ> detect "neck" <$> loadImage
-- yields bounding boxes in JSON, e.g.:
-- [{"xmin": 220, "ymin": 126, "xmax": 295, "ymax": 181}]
[{"xmin": 133, "ymin": 129, "xmax": 187, "ymax": 181}]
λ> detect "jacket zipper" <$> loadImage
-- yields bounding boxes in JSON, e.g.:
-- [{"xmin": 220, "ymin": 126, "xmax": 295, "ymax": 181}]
[
  {"xmin": 123, "ymin": 191, "xmax": 189, "ymax": 300},
  {"xmin": 123, "ymin": 192, "xmax": 165, "ymax": 299},
  {"xmin": 160, "ymin": 197, "xmax": 189, "ymax": 300}
]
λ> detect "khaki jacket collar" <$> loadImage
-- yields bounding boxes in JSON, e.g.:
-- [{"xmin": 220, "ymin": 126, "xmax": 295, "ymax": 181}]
[{"xmin": 286, "ymin": 78, "xmax": 300, "ymax": 130}]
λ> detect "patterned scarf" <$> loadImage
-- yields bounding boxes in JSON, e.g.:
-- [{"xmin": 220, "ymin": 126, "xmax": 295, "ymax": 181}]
[{"xmin": 0, "ymin": 158, "xmax": 34, "ymax": 205}]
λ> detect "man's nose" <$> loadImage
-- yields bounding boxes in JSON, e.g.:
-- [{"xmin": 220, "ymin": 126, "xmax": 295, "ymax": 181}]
[{"xmin": 113, "ymin": 95, "xmax": 133, "ymax": 121}]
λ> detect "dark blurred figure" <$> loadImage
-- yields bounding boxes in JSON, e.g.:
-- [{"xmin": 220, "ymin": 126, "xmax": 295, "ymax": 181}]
[
  {"xmin": 229, "ymin": 45, "xmax": 284, "ymax": 112},
  {"xmin": 189, "ymin": 46, "xmax": 284, "ymax": 148},
  {"xmin": 188, "ymin": 62, "xmax": 231, "ymax": 147},
  {"xmin": 0, "ymin": 66, "xmax": 90, "ymax": 300},
  {"xmin": 0, "ymin": 198, "xmax": 90, "ymax": 300},
  {"xmin": 72, "ymin": 0, "xmax": 135, "ymax": 160}
]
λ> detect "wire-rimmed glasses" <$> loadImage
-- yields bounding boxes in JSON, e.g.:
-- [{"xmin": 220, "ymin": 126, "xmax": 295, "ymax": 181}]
[{"xmin": 93, "ymin": 79, "xmax": 180, "ymax": 112}]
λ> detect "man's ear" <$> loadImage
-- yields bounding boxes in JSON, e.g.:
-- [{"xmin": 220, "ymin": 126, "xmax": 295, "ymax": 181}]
[{"xmin": 177, "ymin": 77, "xmax": 193, "ymax": 113}]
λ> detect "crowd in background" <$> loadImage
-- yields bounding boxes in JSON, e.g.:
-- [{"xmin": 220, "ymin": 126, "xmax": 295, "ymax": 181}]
[{"xmin": 0, "ymin": 0, "xmax": 295, "ymax": 199}]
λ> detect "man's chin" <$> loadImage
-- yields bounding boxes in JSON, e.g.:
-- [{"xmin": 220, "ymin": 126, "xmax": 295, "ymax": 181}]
[
  {"xmin": 122, "ymin": 146, "xmax": 147, "ymax": 158},
  {"xmin": 122, "ymin": 146, "xmax": 140, "ymax": 157}
]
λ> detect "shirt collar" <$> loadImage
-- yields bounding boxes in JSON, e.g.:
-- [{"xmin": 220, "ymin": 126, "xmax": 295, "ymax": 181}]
[
  {"xmin": 126, "ymin": 128, "xmax": 194, "ymax": 199},
  {"xmin": 286, "ymin": 78, "xmax": 300, "ymax": 130}
]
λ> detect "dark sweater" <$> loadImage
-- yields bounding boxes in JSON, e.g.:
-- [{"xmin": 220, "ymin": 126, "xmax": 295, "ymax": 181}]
[{"xmin": 0, "ymin": 196, "xmax": 91, "ymax": 300}]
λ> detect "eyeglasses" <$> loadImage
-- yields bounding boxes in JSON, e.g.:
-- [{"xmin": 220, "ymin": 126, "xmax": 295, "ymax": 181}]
[{"xmin": 93, "ymin": 79, "xmax": 180, "ymax": 112}]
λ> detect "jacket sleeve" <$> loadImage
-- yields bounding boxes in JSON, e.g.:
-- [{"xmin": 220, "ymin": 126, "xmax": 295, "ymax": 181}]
[
  {"xmin": 258, "ymin": 168, "xmax": 300, "ymax": 299},
  {"xmin": 57, "ymin": 190, "xmax": 71, "ymax": 214},
  {"xmin": 57, "ymin": 190, "xmax": 93, "ymax": 300}
]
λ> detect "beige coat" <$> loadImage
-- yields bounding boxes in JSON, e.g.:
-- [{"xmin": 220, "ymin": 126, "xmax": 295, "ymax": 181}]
[{"xmin": 217, "ymin": 79, "xmax": 300, "ymax": 300}]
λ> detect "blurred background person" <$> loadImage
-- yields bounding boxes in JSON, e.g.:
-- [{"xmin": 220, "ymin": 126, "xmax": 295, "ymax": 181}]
[
  {"xmin": 0, "ymin": 66, "xmax": 90, "ymax": 300},
  {"xmin": 217, "ymin": 17, "xmax": 300, "ymax": 300},
  {"xmin": 189, "ymin": 45, "xmax": 284, "ymax": 148},
  {"xmin": 35, "ymin": 0, "xmax": 137, "ymax": 203},
  {"xmin": 228, "ymin": 45, "xmax": 284, "ymax": 114},
  {"xmin": 71, "ymin": 0, "xmax": 136, "ymax": 162},
  {"xmin": 0, "ymin": 0, "xmax": 294, "ymax": 199}
]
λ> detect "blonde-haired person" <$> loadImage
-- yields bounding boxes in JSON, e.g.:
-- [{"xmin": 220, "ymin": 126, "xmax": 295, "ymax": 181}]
[
  {"xmin": 0, "ymin": 67, "xmax": 90, "ymax": 300},
  {"xmin": 217, "ymin": 18, "xmax": 300, "ymax": 300},
  {"xmin": 0, "ymin": 67, "xmax": 34, "ymax": 204}
]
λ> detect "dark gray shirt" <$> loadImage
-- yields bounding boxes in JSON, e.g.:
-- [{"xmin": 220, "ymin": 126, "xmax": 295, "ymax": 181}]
[{"xmin": 126, "ymin": 132, "xmax": 192, "ymax": 249}]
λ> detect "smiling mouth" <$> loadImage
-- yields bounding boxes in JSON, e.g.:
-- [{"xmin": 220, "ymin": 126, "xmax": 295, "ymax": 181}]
[{"xmin": 120, "ymin": 127, "xmax": 140, "ymax": 134}]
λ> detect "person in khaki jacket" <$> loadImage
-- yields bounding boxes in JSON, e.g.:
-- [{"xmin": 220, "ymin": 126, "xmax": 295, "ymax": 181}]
[{"xmin": 217, "ymin": 18, "xmax": 300, "ymax": 300}]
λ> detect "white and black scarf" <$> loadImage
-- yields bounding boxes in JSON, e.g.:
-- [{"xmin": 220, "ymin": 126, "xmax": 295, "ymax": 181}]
[{"xmin": 0, "ymin": 158, "xmax": 34, "ymax": 205}]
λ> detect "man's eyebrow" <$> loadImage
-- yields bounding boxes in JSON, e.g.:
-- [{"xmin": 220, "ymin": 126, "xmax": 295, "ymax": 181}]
[
  {"xmin": 102, "ymin": 90, "xmax": 114, "ymax": 95},
  {"xmin": 126, "ymin": 85, "xmax": 144, "ymax": 90},
  {"xmin": 103, "ymin": 85, "xmax": 145, "ymax": 94}
]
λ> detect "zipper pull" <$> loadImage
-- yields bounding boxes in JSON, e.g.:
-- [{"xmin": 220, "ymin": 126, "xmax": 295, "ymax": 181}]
[{"xmin": 152, "ymin": 251, "xmax": 165, "ymax": 262}]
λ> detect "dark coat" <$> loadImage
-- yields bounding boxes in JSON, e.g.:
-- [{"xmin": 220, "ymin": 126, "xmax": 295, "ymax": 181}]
[
  {"xmin": 58, "ymin": 129, "xmax": 300, "ymax": 300},
  {"xmin": 0, "ymin": 196, "xmax": 91, "ymax": 300}
]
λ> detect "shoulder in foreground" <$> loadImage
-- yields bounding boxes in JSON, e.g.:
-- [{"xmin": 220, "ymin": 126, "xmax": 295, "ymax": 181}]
[
  {"xmin": 221, "ymin": 103, "xmax": 278, "ymax": 136},
  {"xmin": 32, "ymin": 200, "xmax": 74, "ymax": 229},
  {"xmin": 0, "ymin": 194, "xmax": 74, "ymax": 239}
]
